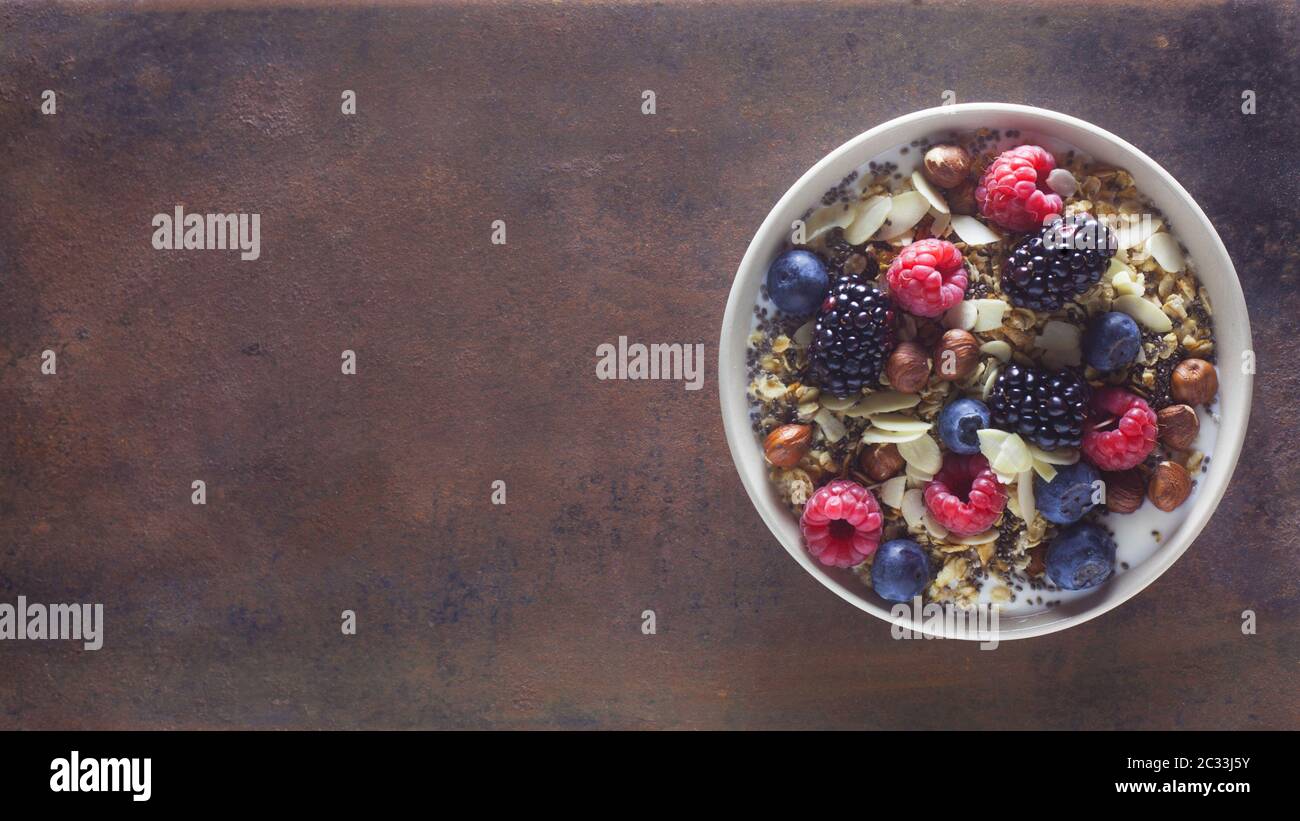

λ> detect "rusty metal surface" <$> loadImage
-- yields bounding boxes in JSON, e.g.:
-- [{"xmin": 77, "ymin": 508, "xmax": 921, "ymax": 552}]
[{"xmin": 1, "ymin": 1, "xmax": 1297, "ymax": 729}]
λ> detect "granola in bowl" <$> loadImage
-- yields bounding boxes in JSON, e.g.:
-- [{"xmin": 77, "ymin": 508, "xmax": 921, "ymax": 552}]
[{"xmin": 747, "ymin": 129, "xmax": 1220, "ymax": 616}]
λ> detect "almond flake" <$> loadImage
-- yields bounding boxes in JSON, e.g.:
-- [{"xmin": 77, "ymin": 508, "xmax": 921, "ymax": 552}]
[
  {"xmin": 1146, "ymin": 231, "xmax": 1186, "ymax": 273},
  {"xmin": 876, "ymin": 476, "xmax": 906, "ymax": 510},
  {"xmin": 1114, "ymin": 294, "xmax": 1173, "ymax": 332},
  {"xmin": 943, "ymin": 301, "xmax": 978, "ymax": 331},
  {"xmin": 845, "ymin": 195, "xmax": 891, "ymax": 245},
  {"xmin": 948, "ymin": 215, "xmax": 1001, "ymax": 246},
  {"xmin": 844, "ymin": 390, "xmax": 921, "ymax": 417},
  {"xmin": 910, "ymin": 171, "xmax": 950, "ymax": 215},
  {"xmin": 898, "ymin": 433, "xmax": 942, "ymax": 475},
  {"xmin": 876, "ymin": 191, "xmax": 929, "ymax": 240}
]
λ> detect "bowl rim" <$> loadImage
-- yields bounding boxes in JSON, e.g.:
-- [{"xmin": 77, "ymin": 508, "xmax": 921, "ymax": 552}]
[{"xmin": 718, "ymin": 102, "xmax": 1253, "ymax": 640}]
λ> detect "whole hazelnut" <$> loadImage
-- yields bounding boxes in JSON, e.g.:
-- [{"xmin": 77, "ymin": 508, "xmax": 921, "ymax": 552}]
[
  {"xmin": 885, "ymin": 342, "xmax": 931, "ymax": 394},
  {"xmin": 763, "ymin": 424, "xmax": 812, "ymax": 468},
  {"xmin": 933, "ymin": 329, "xmax": 980, "ymax": 381},
  {"xmin": 1148, "ymin": 461, "xmax": 1192, "ymax": 512},
  {"xmin": 1171, "ymin": 358, "xmax": 1218, "ymax": 406},
  {"xmin": 1103, "ymin": 469, "xmax": 1146, "ymax": 514},
  {"xmin": 922, "ymin": 144, "xmax": 973, "ymax": 189},
  {"xmin": 1156, "ymin": 404, "xmax": 1199, "ymax": 450},
  {"xmin": 945, "ymin": 179, "xmax": 978, "ymax": 215},
  {"xmin": 859, "ymin": 443, "xmax": 905, "ymax": 482}
]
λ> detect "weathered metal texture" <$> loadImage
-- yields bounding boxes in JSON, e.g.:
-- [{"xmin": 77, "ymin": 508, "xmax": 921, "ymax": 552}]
[{"xmin": 0, "ymin": 1, "xmax": 1297, "ymax": 729}]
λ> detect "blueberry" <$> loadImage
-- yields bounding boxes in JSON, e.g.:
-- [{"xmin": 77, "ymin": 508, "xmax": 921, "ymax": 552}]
[
  {"xmin": 871, "ymin": 539, "xmax": 931, "ymax": 602},
  {"xmin": 766, "ymin": 250, "xmax": 829, "ymax": 315},
  {"xmin": 1084, "ymin": 311, "xmax": 1142, "ymax": 372},
  {"xmin": 1045, "ymin": 522, "xmax": 1116, "ymax": 590},
  {"xmin": 1033, "ymin": 462, "xmax": 1101, "ymax": 525},
  {"xmin": 938, "ymin": 398, "xmax": 991, "ymax": 455}
]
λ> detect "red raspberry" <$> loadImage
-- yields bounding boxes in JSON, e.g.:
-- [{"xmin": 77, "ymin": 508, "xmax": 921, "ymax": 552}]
[
  {"xmin": 1081, "ymin": 387, "xmax": 1157, "ymax": 471},
  {"xmin": 975, "ymin": 145, "xmax": 1064, "ymax": 232},
  {"xmin": 884, "ymin": 238, "xmax": 968, "ymax": 318},
  {"xmin": 800, "ymin": 479, "xmax": 884, "ymax": 568},
  {"xmin": 924, "ymin": 454, "xmax": 1007, "ymax": 537}
]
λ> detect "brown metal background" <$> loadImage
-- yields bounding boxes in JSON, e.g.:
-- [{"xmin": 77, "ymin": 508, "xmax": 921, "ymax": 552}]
[{"xmin": 1, "ymin": 1, "xmax": 1297, "ymax": 729}]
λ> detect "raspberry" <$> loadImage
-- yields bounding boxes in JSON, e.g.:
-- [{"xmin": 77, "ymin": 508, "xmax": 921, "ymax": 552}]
[
  {"xmin": 975, "ymin": 145, "xmax": 1064, "ymax": 232},
  {"xmin": 800, "ymin": 479, "xmax": 884, "ymax": 568},
  {"xmin": 1081, "ymin": 387, "xmax": 1158, "ymax": 471},
  {"xmin": 924, "ymin": 454, "xmax": 1007, "ymax": 537},
  {"xmin": 884, "ymin": 238, "xmax": 968, "ymax": 318}
]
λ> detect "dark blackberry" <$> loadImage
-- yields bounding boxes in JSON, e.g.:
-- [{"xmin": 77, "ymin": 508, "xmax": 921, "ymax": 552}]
[
  {"xmin": 808, "ymin": 274, "xmax": 895, "ymax": 398},
  {"xmin": 1002, "ymin": 213, "xmax": 1115, "ymax": 311},
  {"xmin": 987, "ymin": 363, "xmax": 1090, "ymax": 450}
]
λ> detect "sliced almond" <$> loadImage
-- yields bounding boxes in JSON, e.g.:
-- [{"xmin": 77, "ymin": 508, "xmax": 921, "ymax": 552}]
[
  {"xmin": 980, "ymin": 340, "xmax": 1012, "ymax": 362},
  {"xmin": 1146, "ymin": 231, "xmax": 1186, "ymax": 273},
  {"xmin": 1031, "ymin": 459, "xmax": 1058, "ymax": 482},
  {"xmin": 1017, "ymin": 470, "xmax": 1037, "ymax": 523},
  {"xmin": 901, "ymin": 489, "xmax": 926, "ymax": 528},
  {"xmin": 930, "ymin": 211, "xmax": 951, "ymax": 238},
  {"xmin": 953, "ymin": 528, "xmax": 998, "ymax": 546},
  {"xmin": 1105, "ymin": 256, "xmax": 1133, "ymax": 283},
  {"xmin": 971, "ymin": 299, "xmax": 1009, "ymax": 332},
  {"xmin": 876, "ymin": 191, "xmax": 929, "ymax": 240},
  {"xmin": 981, "ymin": 363, "xmax": 1001, "ymax": 401},
  {"xmin": 844, "ymin": 195, "xmax": 891, "ymax": 245},
  {"xmin": 943, "ymin": 301, "xmax": 978, "ymax": 331},
  {"xmin": 923, "ymin": 511, "xmax": 949, "ymax": 540},
  {"xmin": 793, "ymin": 320, "xmax": 815, "ymax": 348},
  {"xmin": 1034, "ymin": 320, "xmax": 1082, "ymax": 368},
  {"xmin": 880, "ymin": 476, "xmax": 907, "ymax": 509},
  {"xmin": 991, "ymin": 433, "xmax": 1032, "ymax": 476},
  {"xmin": 803, "ymin": 203, "xmax": 858, "ymax": 243},
  {"xmin": 861, "ymin": 427, "xmax": 927, "ymax": 444},
  {"xmin": 1027, "ymin": 445, "xmax": 1079, "ymax": 466},
  {"xmin": 1114, "ymin": 294, "xmax": 1174, "ymax": 332},
  {"xmin": 866, "ymin": 413, "xmax": 933, "ymax": 433},
  {"xmin": 813, "ymin": 408, "xmax": 846, "ymax": 443},
  {"xmin": 844, "ymin": 390, "xmax": 921, "ymax": 417},
  {"xmin": 910, "ymin": 171, "xmax": 950, "ymax": 215},
  {"xmin": 905, "ymin": 463, "xmax": 935, "ymax": 483},
  {"xmin": 898, "ymin": 434, "xmax": 942, "ymax": 475},
  {"xmin": 948, "ymin": 215, "xmax": 1001, "ymax": 246},
  {"xmin": 1112, "ymin": 214, "xmax": 1162, "ymax": 250},
  {"xmin": 817, "ymin": 394, "xmax": 859, "ymax": 412}
]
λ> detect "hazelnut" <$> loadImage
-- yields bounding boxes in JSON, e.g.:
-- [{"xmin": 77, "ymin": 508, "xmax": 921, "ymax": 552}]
[
  {"xmin": 1103, "ymin": 469, "xmax": 1146, "ymax": 514},
  {"xmin": 1148, "ymin": 461, "xmax": 1192, "ymax": 512},
  {"xmin": 1025, "ymin": 547, "xmax": 1046, "ymax": 578},
  {"xmin": 1171, "ymin": 358, "xmax": 1218, "ymax": 406},
  {"xmin": 859, "ymin": 443, "xmax": 905, "ymax": 482},
  {"xmin": 933, "ymin": 329, "xmax": 980, "ymax": 381},
  {"xmin": 945, "ymin": 179, "xmax": 978, "ymax": 215},
  {"xmin": 885, "ymin": 342, "xmax": 931, "ymax": 394},
  {"xmin": 922, "ymin": 144, "xmax": 972, "ymax": 189},
  {"xmin": 763, "ymin": 424, "xmax": 812, "ymax": 468},
  {"xmin": 1156, "ymin": 404, "xmax": 1199, "ymax": 450}
]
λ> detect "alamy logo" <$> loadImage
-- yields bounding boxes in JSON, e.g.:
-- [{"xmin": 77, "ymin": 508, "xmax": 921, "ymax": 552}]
[
  {"xmin": 151, "ymin": 205, "xmax": 261, "ymax": 260},
  {"xmin": 0, "ymin": 595, "xmax": 103, "ymax": 650},
  {"xmin": 595, "ymin": 336, "xmax": 705, "ymax": 391},
  {"xmin": 50, "ymin": 751, "xmax": 151, "ymax": 802}
]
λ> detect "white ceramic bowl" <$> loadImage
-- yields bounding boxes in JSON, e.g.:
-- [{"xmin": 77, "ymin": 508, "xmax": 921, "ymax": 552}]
[{"xmin": 719, "ymin": 103, "xmax": 1252, "ymax": 640}]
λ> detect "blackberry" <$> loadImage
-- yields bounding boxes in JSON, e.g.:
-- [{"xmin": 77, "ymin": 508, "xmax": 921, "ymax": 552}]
[
  {"xmin": 808, "ymin": 274, "xmax": 896, "ymax": 398},
  {"xmin": 1002, "ymin": 213, "xmax": 1115, "ymax": 311},
  {"xmin": 987, "ymin": 363, "xmax": 1090, "ymax": 450}
]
